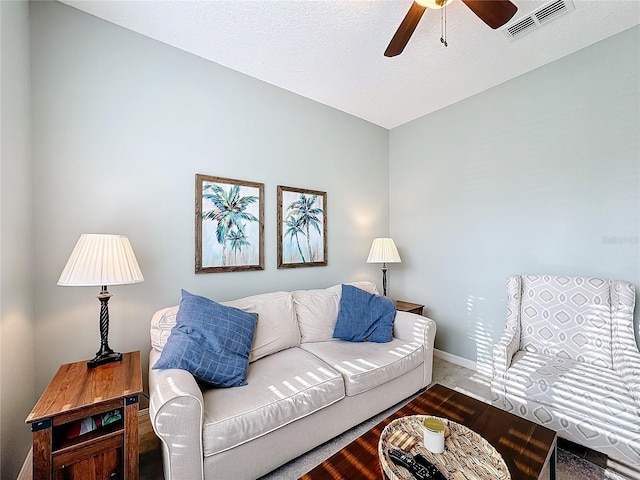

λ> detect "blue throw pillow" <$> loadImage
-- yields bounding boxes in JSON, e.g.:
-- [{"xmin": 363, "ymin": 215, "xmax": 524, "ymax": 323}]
[
  {"xmin": 153, "ymin": 290, "xmax": 258, "ymax": 387},
  {"xmin": 333, "ymin": 284, "xmax": 396, "ymax": 343}
]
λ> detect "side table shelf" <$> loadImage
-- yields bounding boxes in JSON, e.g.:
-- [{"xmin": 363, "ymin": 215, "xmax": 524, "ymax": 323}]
[{"xmin": 26, "ymin": 351, "xmax": 142, "ymax": 480}]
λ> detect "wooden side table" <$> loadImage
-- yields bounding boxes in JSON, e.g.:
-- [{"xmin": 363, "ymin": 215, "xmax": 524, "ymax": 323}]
[
  {"xmin": 26, "ymin": 351, "xmax": 142, "ymax": 480},
  {"xmin": 395, "ymin": 300, "xmax": 424, "ymax": 316}
]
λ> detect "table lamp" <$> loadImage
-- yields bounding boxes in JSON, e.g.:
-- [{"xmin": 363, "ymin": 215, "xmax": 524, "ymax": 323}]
[
  {"xmin": 366, "ymin": 238, "xmax": 401, "ymax": 296},
  {"xmin": 58, "ymin": 234, "xmax": 144, "ymax": 368}
]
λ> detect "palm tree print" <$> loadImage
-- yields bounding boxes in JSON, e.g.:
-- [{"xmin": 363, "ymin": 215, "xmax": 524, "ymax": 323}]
[
  {"xmin": 285, "ymin": 194, "xmax": 323, "ymax": 263},
  {"xmin": 284, "ymin": 214, "xmax": 307, "ymax": 262},
  {"xmin": 202, "ymin": 183, "xmax": 258, "ymax": 266}
]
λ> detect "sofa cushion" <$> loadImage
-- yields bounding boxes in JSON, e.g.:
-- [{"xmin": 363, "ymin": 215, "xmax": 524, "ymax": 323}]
[
  {"xmin": 301, "ymin": 339, "xmax": 423, "ymax": 396},
  {"xmin": 504, "ymin": 351, "xmax": 640, "ymax": 433},
  {"xmin": 223, "ymin": 291, "xmax": 300, "ymax": 362},
  {"xmin": 333, "ymin": 284, "xmax": 395, "ymax": 343},
  {"xmin": 153, "ymin": 290, "xmax": 258, "ymax": 387},
  {"xmin": 201, "ymin": 347, "xmax": 345, "ymax": 456},
  {"xmin": 150, "ymin": 290, "xmax": 300, "ymax": 363},
  {"xmin": 294, "ymin": 281, "xmax": 379, "ymax": 343}
]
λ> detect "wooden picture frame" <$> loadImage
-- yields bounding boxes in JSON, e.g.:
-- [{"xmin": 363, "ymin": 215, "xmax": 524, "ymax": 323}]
[
  {"xmin": 277, "ymin": 185, "xmax": 327, "ymax": 268},
  {"xmin": 195, "ymin": 174, "xmax": 264, "ymax": 273}
]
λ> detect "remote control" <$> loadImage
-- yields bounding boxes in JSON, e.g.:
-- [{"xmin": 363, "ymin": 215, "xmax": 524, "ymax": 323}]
[
  {"xmin": 414, "ymin": 453, "xmax": 447, "ymax": 480},
  {"xmin": 388, "ymin": 448, "xmax": 443, "ymax": 480}
]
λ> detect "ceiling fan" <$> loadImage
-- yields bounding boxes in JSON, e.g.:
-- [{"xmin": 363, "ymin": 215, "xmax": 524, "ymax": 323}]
[{"xmin": 385, "ymin": 0, "xmax": 518, "ymax": 57}]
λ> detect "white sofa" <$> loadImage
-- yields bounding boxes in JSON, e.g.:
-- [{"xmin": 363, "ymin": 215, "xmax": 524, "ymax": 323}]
[
  {"xmin": 148, "ymin": 282, "xmax": 436, "ymax": 479},
  {"xmin": 492, "ymin": 275, "xmax": 640, "ymax": 472}
]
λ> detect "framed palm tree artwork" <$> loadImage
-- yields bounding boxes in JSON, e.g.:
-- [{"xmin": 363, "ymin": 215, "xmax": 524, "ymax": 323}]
[
  {"xmin": 195, "ymin": 174, "xmax": 264, "ymax": 273},
  {"xmin": 277, "ymin": 185, "xmax": 327, "ymax": 269}
]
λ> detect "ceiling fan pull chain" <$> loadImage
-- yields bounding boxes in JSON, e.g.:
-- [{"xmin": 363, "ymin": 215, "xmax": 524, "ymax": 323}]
[{"xmin": 440, "ymin": 4, "xmax": 448, "ymax": 47}]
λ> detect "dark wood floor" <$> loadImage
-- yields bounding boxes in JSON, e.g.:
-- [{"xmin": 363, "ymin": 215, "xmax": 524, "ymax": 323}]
[
  {"xmin": 139, "ymin": 411, "xmax": 164, "ymax": 480},
  {"xmin": 140, "ymin": 447, "xmax": 164, "ymax": 480}
]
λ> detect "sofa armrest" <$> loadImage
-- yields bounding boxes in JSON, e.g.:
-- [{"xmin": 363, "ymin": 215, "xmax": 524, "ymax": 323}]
[
  {"xmin": 492, "ymin": 276, "xmax": 523, "ymax": 405},
  {"xmin": 394, "ymin": 311, "xmax": 437, "ymax": 387},
  {"xmin": 616, "ymin": 345, "xmax": 640, "ymax": 408},
  {"xmin": 149, "ymin": 349, "xmax": 205, "ymax": 480},
  {"xmin": 612, "ymin": 280, "xmax": 640, "ymax": 408},
  {"xmin": 492, "ymin": 328, "xmax": 520, "ymax": 375},
  {"xmin": 491, "ymin": 325, "xmax": 521, "ymax": 406}
]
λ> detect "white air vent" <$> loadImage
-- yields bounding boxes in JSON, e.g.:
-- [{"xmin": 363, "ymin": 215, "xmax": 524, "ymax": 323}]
[{"xmin": 503, "ymin": 0, "xmax": 575, "ymax": 41}]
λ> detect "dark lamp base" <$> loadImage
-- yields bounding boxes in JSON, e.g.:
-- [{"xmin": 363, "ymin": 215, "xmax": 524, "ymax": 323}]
[
  {"xmin": 87, "ymin": 350, "xmax": 122, "ymax": 368},
  {"xmin": 88, "ymin": 287, "xmax": 122, "ymax": 369}
]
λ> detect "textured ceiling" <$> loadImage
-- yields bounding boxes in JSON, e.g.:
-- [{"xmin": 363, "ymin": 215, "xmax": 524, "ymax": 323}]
[{"xmin": 60, "ymin": 0, "xmax": 640, "ymax": 129}]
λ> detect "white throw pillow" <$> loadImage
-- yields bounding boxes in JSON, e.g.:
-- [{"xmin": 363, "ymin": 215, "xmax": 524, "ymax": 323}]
[
  {"xmin": 150, "ymin": 305, "xmax": 179, "ymax": 352},
  {"xmin": 150, "ymin": 291, "xmax": 300, "ymax": 363}
]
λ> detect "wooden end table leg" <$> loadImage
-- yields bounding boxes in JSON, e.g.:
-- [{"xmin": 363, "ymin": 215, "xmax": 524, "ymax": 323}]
[
  {"xmin": 32, "ymin": 419, "xmax": 52, "ymax": 480},
  {"xmin": 125, "ymin": 395, "xmax": 140, "ymax": 480}
]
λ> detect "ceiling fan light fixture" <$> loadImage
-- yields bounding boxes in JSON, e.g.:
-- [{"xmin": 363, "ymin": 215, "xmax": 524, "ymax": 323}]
[
  {"xmin": 385, "ymin": 0, "xmax": 517, "ymax": 57},
  {"xmin": 415, "ymin": 0, "xmax": 453, "ymax": 9}
]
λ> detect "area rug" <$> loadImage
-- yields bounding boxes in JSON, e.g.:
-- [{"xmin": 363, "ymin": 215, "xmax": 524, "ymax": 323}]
[
  {"xmin": 139, "ymin": 437, "xmax": 628, "ymax": 480},
  {"xmin": 140, "ymin": 358, "xmax": 632, "ymax": 480},
  {"xmin": 259, "ymin": 423, "xmax": 628, "ymax": 480}
]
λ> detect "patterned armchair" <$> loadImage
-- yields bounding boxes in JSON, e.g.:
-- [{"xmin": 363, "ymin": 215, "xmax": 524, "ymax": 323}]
[{"xmin": 491, "ymin": 275, "xmax": 640, "ymax": 469}]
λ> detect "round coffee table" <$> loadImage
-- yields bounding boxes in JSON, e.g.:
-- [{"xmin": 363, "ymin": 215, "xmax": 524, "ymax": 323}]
[{"xmin": 378, "ymin": 415, "xmax": 510, "ymax": 480}]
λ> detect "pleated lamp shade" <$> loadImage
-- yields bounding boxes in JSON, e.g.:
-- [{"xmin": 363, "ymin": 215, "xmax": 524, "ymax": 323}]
[
  {"xmin": 58, "ymin": 234, "xmax": 144, "ymax": 287},
  {"xmin": 366, "ymin": 238, "xmax": 402, "ymax": 264}
]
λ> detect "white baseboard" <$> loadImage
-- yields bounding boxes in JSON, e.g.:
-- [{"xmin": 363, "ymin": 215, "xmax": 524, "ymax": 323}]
[
  {"xmin": 139, "ymin": 406, "xmax": 149, "ymax": 421},
  {"xmin": 434, "ymin": 348, "xmax": 477, "ymax": 371},
  {"xmin": 17, "ymin": 448, "xmax": 31, "ymax": 480}
]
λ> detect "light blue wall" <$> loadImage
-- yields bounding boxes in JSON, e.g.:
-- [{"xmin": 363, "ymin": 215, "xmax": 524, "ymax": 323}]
[
  {"xmin": 5, "ymin": 2, "xmax": 639, "ymax": 471},
  {"xmin": 29, "ymin": 1, "xmax": 389, "ymax": 394},
  {"xmin": 389, "ymin": 26, "xmax": 640, "ymax": 373},
  {"xmin": 0, "ymin": 1, "xmax": 35, "ymax": 477}
]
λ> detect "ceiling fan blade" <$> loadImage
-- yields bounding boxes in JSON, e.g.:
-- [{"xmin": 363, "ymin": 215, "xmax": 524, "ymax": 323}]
[
  {"xmin": 385, "ymin": 2, "xmax": 427, "ymax": 57},
  {"xmin": 461, "ymin": 0, "xmax": 517, "ymax": 29}
]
